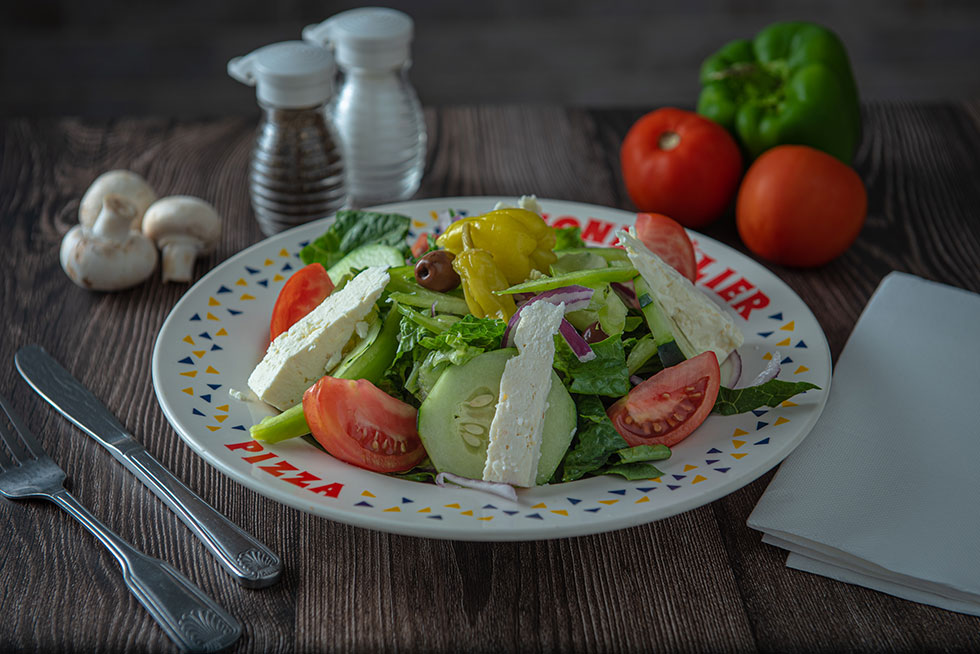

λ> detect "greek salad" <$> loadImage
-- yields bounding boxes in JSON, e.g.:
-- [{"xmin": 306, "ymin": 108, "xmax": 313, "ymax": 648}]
[{"xmin": 244, "ymin": 197, "xmax": 817, "ymax": 497}]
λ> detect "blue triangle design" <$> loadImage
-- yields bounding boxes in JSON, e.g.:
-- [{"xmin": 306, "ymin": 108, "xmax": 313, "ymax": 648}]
[
  {"xmin": 609, "ymin": 489, "xmax": 626, "ymax": 496},
  {"xmin": 281, "ymin": 263, "xmax": 293, "ymax": 272},
  {"xmin": 584, "ymin": 508, "xmax": 601, "ymax": 513},
  {"xmin": 752, "ymin": 409, "xmax": 768, "ymax": 417},
  {"xmin": 672, "ymin": 474, "xmax": 686, "ymax": 481},
  {"xmin": 178, "ymin": 357, "xmax": 194, "ymax": 365},
  {"xmin": 299, "ymin": 240, "xmax": 310, "ymax": 247},
  {"xmin": 246, "ymin": 266, "xmax": 259, "ymax": 274},
  {"xmin": 714, "ymin": 467, "xmax": 731, "ymax": 473},
  {"xmin": 190, "ymin": 313, "xmax": 201, "ymax": 321},
  {"xmin": 667, "ymin": 484, "xmax": 681, "ymax": 490},
  {"xmin": 637, "ymin": 487, "xmax": 656, "ymax": 493},
  {"xmin": 192, "ymin": 408, "xmax": 205, "ymax": 416},
  {"xmin": 482, "ymin": 504, "xmax": 496, "ymax": 509},
  {"xmin": 217, "ymin": 285, "xmax": 232, "ymax": 294},
  {"xmin": 757, "ymin": 331, "xmax": 774, "ymax": 338},
  {"xmin": 208, "ymin": 383, "xmax": 221, "ymax": 390},
  {"xmin": 769, "ymin": 312, "xmax": 783, "ymax": 320},
  {"xmin": 211, "ymin": 344, "xmax": 223, "ymax": 351},
  {"xmin": 795, "ymin": 340, "xmax": 808, "ymax": 348},
  {"xmin": 198, "ymin": 332, "xmax": 212, "ymax": 340},
  {"xmin": 427, "ymin": 515, "xmax": 443, "ymax": 520},
  {"xmin": 232, "ymin": 425, "xmax": 247, "ymax": 431},
  {"xmin": 503, "ymin": 510, "xmax": 519, "ymax": 516},
  {"xmin": 527, "ymin": 513, "xmax": 543, "ymax": 520},
  {"xmin": 258, "ymin": 280, "xmax": 269, "ymax": 287},
  {"xmin": 707, "ymin": 447, "xmax": 722, "ymax": 454},
  {"xmin": 756, "ymin": 421, "xmax": 768, "ymax": 430},
  {"xmin": 228, "ymin": 308, "xmax": 243, "ymax": 316},
  {"xmin": 781, "ymin": 356, "xmax": 793, "ymax": 364},
  {"xmin": 705, "ymin": 459, "xmax": 718, "ymax": 465},
  {"xmin": 200, "ymin": 394, "xmax": 212, "ymax": 403},
  {"xmin": 568, "ymin": 498, "xmax": 582, "ymax": 505},
  {"xmin": 402, "ymin": 497, "xmax": 414, "ymax": 504},
  {"xmin": 355, "ymin": 501, "xmax": 373, "ymax": 507},
  {"xmin": 755, "ymin": 437, "xmax": 770, "ymax": 445}
]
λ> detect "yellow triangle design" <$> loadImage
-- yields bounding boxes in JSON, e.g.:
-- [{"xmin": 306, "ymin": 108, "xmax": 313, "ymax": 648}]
[
  {"xmin": 774, "ymin": 416, "xmax": 790, "ymax": 426},
  {"xmin": 208, "ymin": 297, "xmax": 220, "ymax": 307},
  {"xmin": 444, "ymin": 503, "xmax": 460, "ymax": 509},
  {"xmin": 478, "ymin": 516, "xmax": 493, "ymax": 521},
  {"xmin": 235, "ymin": 278, "xmax": 247, "ymax": 286},
  {"xmin": 192, "ymin": 350, "xmax": 206, "ymax": 358},
  {"xmin": 599, "ymin": 499, "xmax": 619, "ymax": 505},
  {"xmin": 733, "ymin": 428, "xmax": 748, "ymax": 437},
  {"xmin": 413, "ymin": 220, "xmax": 428, "ymax": 228},
  {"xmin": 240, "ymin": 294, "xmax": 256, "ymax": 301},
  {"xmin": 279, "ymin": 248, "xmax": 289, "ymax": 257},
  {"xmin": 532, "ymin": 503, "xmax": 547, "ymax": 509},
  {"xmin": 361, "ymin": 490, "xmax": 375, "ymax": 498},
  {"xmin": 780, "ymin": 321, "xmax": 796, "ymax": 331},
  {"xmin": 216, "ymin": 328, "xmax": 228, "ymax": 336},
  {"xmin": 205, "ymin": 366, "xmax": 219, "ymax": 374},
  {"xmin": 273, "ymin": 274, "xmax": 285, "ymax": 282},
  {"xmin": 692, "ymin": 475, "xmax": 707, "ymax": 484},
  {"xmin": 795, "ymin": 365, "xmax": 809, "ymax": 374},
  {"xmin": 181, "ymin": 387, "xmax": 194, "ymax": 395},
  {"xmin": 214, "ymin": 415, "xmax": 228, "ymax": 423},
  {"xmin": 763, "ymin": 352, "xmax": 773, "ymax": 360},
  {"xmin": 551, "ymin": 509, "xmax": 568, "ymax": 516},
  {"xmin": 781, "ymin": 400, "xmax": 798, "ymax": 407},
  {"xmin": 418, "ymin": 507, "xmax": 431, "ymax": 513},
  {"xmin": 776, "ymin": 337, "xmax": 792, "ymax": 347},
  {"xmin": 264, "ymin": 259, "xmax": 274, "ymax": 266},
  {"xmin": 650, "ymin": 477, "xmax": 662, "ymax": 482},
  {"xmin": 206, "ymin": 425, "xmax": 221, "ymax": 432},
  {"xmin": 182, "ymin": 335, "xmax": 195, "ymax": 345},
  {"xmin": 683, "ymin": 464, "xmax": 698, "ymax": 472},
  {"xmin": 383, "ymin": 506, "xmax": 400, "ymax": 513},
  {"xmin": 733, "ymin": 440, "xmax": 746, "ymax": 448},
  {"xmin": 732, "ymin": 452, "xmax": 748, "ymax": 459},
  {"xmin": 635, "ymin": 495, "xmax": 650, "ymax": 504},
  {"xmin": 461, "ymin": 510, "xmax": 474, "ymax": 516},
  {"xmin": 179, "ymin": 371, "xmax": 197, "ymax": 378},
  {"xmin": 206, "ymin": 312, "xmax": 219, "ymax": 321},
  {"xmin": 216, "ymin": 404, "xmax": 229, "ymax": 412}
]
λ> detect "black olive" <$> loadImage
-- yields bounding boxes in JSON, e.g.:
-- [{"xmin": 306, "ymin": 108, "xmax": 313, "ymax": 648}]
[
  {"xmin": 414, "ymin": 250, "xmax": 460, "ymax": 292},
  {"xmin": 583, "ymin": 321, "xmax": 609, "ymax": 344}
]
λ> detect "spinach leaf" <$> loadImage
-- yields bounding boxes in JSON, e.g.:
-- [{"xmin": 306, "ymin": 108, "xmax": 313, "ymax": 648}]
[
  {"xmin": 554, "ymin": 395, "xmax": 628, "ymax": 482},
  {"xmin": 554, "ymin": 225, "xmax": 585, "ymax": 250},
  {"xmin": 300, "ymin": 210, "xmax": 411, "ymax": 268},
  {"xmin": 553, "ymin": 334, "xmax": 630, "ymax": 397},
  {"xmin": 713, "ymin": 379, "xmax": 821, "ymax": 416},
  {"xmin": 598, "ymin": 461, "xmax": 665, "ymax": 480}
]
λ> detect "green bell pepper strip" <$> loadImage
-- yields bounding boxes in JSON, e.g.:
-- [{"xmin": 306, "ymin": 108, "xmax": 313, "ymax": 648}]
[{"xmin": 697, "ymin": 21, "xmax": 861, "ymax": 163}]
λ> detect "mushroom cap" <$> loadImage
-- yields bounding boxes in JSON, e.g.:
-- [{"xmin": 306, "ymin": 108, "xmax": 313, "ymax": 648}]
[
  {"xmin": 60, "ymin": 222, "xmax": 159, "ymax": 292},
  {"xmin": 142, "ymin": 195, "xmax": 222, "ymax": 253},
  {"xmin": 79, "ymin": 170, "xmax": 157, "ymax": 230}
]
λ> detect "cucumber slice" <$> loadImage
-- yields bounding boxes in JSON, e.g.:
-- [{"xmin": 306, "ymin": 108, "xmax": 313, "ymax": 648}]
[
  {"xmin": 326, "ymin": 244, "xmax": 405, "ymax": 284},
  {"xmin": 633, "ymin": 276, "xmax": 696, "ymax": 367},
  {"xmin": 417, "ymin": 348, "xmax": 576, "ymax": 486}
]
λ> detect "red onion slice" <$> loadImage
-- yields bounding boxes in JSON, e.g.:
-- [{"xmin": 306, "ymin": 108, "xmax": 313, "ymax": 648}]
[
  {"xmin": 610, "ymin": 280, "xmax": 639, "ymax": 309},
  {"xmin": 502, "ymin": 285, "xmax": 594, "ymax": 349},
  {"xmin": 630, "ymin": 374, "xmax": 644, "ymax": 386},
  {"xmin": 748, "ymin": 351, "xmax": 781, "ymax": 386},
  {"xmin": 559, "ymin": 318, "xmax": 596, "ymax": 361},
  {"xmin": 435, "ymin": 472, "xmax": 519, "ymax": 502},
  {"xmin": 724, "ymin": 350, "xmax": 742, "ymax": 387}
]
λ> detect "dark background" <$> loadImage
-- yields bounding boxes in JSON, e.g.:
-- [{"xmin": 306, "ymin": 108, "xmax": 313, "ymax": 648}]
[{"xmin": 2, "ymin": 0, "xmax": 979, "ymax": 118}]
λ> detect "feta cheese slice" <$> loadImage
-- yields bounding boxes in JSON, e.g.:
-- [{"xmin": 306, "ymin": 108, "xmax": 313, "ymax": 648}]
[
  {"xmin": 617, "ymin": 228, "xmax": 743, "ymax": 363},
  {"xmin": 247, "ymin": 266, "xmax": 389, "ymax": 410},
  {"xmin": 482, "ymin": 301, "xmax": 564, "ymax": 487}
]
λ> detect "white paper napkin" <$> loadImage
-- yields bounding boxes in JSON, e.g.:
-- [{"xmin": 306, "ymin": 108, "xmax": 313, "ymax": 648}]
[{"xmin": 747, "ymin": 271, "xmax": 980, "ymax": 616}]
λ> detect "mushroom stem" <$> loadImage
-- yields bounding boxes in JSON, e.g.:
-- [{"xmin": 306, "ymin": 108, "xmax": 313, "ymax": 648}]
[
  {"xmin": 91, "ymin": 195, "xmax": 138, "ymax": 241},
  {"xmin": 160, "ymin": 236, "xmax": 202, "ymax": 283}
]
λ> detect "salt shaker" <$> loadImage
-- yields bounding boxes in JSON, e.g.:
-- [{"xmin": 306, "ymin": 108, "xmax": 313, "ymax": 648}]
[
  {"xmin": 228, "ymin": 41, "xmax": 348, "ymax": 236},
  {"xmin": 304, "ymin": 7, "xmax": 426, "ymax": 207}
]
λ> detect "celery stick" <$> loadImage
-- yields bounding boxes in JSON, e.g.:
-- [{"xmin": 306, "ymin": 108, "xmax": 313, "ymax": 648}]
[{"xmin": 251, "ymin": 404, "xmax": 309, "ymax": 443}]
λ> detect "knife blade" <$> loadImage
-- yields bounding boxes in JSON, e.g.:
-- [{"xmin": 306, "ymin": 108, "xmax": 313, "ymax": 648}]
[{"xmin": 15, "ymin": 344, "xmax": 282, "ymax": 589}]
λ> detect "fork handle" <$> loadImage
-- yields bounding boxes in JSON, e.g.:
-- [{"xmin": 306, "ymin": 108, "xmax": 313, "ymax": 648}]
[{"xmin": 50, "ymin": 489, "xmax": 241, "ymax": 653}]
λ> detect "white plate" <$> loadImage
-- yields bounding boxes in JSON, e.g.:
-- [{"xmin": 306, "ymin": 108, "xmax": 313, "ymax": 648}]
[{"xmin": 152, "ymin": 197, "xmax": 831, "ymax": 541}]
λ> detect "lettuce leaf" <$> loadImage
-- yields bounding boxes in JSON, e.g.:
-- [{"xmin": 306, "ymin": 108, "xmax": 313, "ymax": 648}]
[
  {"xmin": 554, "ymin": 225, "xmax": 585, "ymax": 250},
  {"xmin": 552, "ymin": 334, "xmax": 630, "ymax": 397},
  {"xmin": 300, "ymin": 210, "xmax": 411, "ymax": 268},
  {"xmin": 712, "ymin": 379, "xmax": 821, "ymax": 416}
]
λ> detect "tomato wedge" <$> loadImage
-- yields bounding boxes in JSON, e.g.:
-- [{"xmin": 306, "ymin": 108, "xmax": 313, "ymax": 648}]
[
  {"xmin": 269, "ymin": 263, "xmax": 334, "ymax": 341},
  {"xmin": 607, "ymin": 351, "xmax": 720, "ymax": 447},
  {"xmin": 303, "ymin": 377, "xmax": 426, "ymax": 473},
  {"xmin": 634, "ymin": 212, "xmax": 697, "ymax": 282}
]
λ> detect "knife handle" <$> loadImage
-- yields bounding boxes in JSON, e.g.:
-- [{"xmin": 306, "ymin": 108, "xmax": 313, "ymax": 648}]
[{"xmin": 15, "ymin": 344, "xmax": 283, "ymax": 588}]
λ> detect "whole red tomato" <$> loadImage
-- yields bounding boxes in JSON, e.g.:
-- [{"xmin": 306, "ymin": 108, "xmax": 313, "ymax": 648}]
[
  {"xmin": 736, "ymin": 145, "xmax": 867, "ymax": 267},
  {"xmin": 621, "ymin": 107, "xmax": 742, "ymax": 228}
]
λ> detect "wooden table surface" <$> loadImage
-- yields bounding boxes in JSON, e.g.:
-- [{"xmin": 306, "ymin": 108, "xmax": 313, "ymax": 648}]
[{"xmin": 1, "ymin": 104, "xmax": 979, "ymax": 652}]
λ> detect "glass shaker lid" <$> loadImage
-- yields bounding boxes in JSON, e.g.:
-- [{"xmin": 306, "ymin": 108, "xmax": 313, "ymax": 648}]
[{"xmin": 228, "ymin": 41, "xmax": 336, "ymax": 108}]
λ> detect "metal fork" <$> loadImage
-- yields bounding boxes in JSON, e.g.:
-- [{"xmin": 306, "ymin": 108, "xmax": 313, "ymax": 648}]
[{"xmin": 0, "ymin": 392, "xmax": 241, "ymax": 653}]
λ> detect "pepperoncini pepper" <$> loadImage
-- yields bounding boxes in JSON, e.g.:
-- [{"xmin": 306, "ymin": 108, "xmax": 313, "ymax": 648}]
[
  {"xmin": 436, "ymin": 208, "xmax": 557, "ymax": 285},
  {"xmin": 450, "ymin": 223, "xmax": 517, "ymax": 321}
]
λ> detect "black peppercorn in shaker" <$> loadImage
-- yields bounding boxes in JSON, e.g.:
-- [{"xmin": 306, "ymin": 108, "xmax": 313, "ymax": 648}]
[{"xmin": 229, "ymin": 41, "xmax": 348, "ymax": 236}]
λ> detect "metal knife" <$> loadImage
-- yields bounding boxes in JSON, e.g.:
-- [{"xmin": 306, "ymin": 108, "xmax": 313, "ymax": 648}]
[{"xmin": 15, "ymin": 344, "xmax": 282, "ymax": 589}]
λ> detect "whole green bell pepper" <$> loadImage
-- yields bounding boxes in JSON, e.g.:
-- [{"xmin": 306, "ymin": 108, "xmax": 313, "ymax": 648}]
[{"xmin": 697, "ymin": 21, "xmax": 861, "ymax": 163}]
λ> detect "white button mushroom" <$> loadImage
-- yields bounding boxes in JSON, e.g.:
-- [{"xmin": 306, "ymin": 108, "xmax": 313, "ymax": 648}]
[
  {"xmin": 142, "ymin": 196, "xmax": 222, "ymax": 283},
  {"xmin": 79, "ymin": 170, "xmax": 158, "ymax": 230},
  {"xmin": 60, "ymin": 194, "xmax": 159, "ymax": 291}
]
